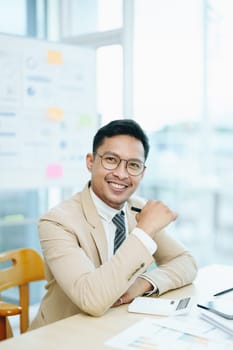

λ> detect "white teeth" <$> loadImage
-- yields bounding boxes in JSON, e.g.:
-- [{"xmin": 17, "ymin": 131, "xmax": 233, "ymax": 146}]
[{"xmin": 111, "ymin": 183, "xmax": 125, "ymax": 189}]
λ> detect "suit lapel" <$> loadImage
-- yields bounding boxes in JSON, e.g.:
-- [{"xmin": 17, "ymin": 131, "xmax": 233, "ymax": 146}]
[
  {"xmin": 80, "ymin": 184, "xmax": 108, "ymax": 263},
  {"xmin": 89, "ymin": 222, "xmax": 108, "ymax": 264},
  {"xmin": 79, "ymin": 184, "xmax": 145, "ymax": 263}
]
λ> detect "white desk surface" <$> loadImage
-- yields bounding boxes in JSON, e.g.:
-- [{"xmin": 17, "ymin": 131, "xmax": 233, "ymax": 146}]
[{"xmin": 1, "ymin": 264, "xmax": 232, "ymax": 350}]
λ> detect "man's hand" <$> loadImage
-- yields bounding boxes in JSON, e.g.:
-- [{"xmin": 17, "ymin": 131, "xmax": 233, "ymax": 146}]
[
  {"xmin": 135, "ymin": 200, "xmax": 177, "ymax": 237},
  {"xmin": 112, "ymin": 277, "xmax": 153, "ymax": 307}
]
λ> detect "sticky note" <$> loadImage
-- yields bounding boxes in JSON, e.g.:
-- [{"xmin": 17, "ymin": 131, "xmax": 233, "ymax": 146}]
[
  {"xmin": 47, "ymin": 50, "xmax": 63, "ymax": 64},
  {"xmin": 46, "ymin": 164, "xmax": 63, "ymax": 178},
  {"xmin": 77, "ymin": 114, "xmax": 94, "ymax": 127},
  {"xmin": 47, "ymin": 108, "xmax": 64, "ymax": 121}
]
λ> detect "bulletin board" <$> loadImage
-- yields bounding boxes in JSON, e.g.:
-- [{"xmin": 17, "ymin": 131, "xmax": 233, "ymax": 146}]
[{"xmin": 0, "ymin": 34, "xmax": 97, "ymax": 189}]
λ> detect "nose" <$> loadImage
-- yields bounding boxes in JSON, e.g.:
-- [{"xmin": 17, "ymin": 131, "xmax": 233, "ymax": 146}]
[{"xmin": 112, "ymin": 160, "xmax": 129, "ymax": 178}]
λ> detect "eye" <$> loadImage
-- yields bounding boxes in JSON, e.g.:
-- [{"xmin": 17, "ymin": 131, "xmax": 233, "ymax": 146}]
[
  {"xmin": 104, "ymin": 155, "xmax": 118, "ymax": 164},
  {"xmin": 128, "ymin": 161, "xmax": 142, "ymax": 170}
]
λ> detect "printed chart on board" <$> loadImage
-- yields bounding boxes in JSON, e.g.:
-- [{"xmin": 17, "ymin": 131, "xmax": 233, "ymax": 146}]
[{"xmin": 0, "ymin": 34, "xmax": 97, "ymax": 189}]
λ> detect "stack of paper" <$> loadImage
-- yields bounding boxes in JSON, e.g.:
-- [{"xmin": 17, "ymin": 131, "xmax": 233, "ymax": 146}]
[{"xmin": 200, "ymin": 309, "xmax": 233, "ymax": 337}]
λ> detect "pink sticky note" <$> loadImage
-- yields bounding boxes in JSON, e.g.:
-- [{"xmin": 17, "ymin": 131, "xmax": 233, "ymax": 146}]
[{"xmin": 46, "ymin": 164, "xmax": 63, "ymax": 178}]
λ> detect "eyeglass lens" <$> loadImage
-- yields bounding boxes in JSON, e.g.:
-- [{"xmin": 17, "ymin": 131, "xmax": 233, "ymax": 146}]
[{"xmin": 100, "ymin": 153, "xmax": 144, "ymax": 175}]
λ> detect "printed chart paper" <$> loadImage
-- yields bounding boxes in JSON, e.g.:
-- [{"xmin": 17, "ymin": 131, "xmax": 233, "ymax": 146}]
[{"xmin": 105, "ymin": 318, "xmax": 232, "ymax": 350}]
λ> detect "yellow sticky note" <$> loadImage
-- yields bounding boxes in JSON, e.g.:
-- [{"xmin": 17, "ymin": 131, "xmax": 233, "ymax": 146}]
[
  {"xmin": 47, "ymin": 50, "xmax": 63, "ymax": 64},
  {"xmin": 47, "ymin": 108, "xmax": 64, "ymax": 121}
]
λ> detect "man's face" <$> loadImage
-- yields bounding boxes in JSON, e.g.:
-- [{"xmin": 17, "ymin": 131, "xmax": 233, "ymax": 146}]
[{"xmin": 86, "ymin": 135, "xmax": 146, "ymax": 209}]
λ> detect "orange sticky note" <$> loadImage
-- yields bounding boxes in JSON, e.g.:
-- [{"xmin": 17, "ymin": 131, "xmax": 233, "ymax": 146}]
[
  {"xmin": 47, "ymin": 108, "xmax": 64, "ymax": 121},
  {"xmin": 47, "ymin": 50, "xmax": 62, "ymax": 64}
]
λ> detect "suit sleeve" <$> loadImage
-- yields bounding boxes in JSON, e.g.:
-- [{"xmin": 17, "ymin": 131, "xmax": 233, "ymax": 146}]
[
  {"xmin": 142, "ymin": 230, "xmax": 198, "ymax": 295},
  {"xmin": 38, "ymin": 216, "xmax": 154, "ymax": 317}
]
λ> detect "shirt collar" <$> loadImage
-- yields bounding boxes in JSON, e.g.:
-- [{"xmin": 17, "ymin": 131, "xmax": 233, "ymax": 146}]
[{"xmin": 90, "ymin": 187, "xmax": 126, "ymax": 222}]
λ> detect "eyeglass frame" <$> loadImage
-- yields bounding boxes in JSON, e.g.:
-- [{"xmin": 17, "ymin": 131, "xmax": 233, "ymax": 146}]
[{"xmin": 94, "ymin": 151, "xmax": 146, "ymax": 176}]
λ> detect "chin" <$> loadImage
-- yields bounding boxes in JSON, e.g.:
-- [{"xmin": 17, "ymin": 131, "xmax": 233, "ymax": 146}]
[{"xmin": 110, "ymin": 197, "xmax": 128, "ymax": 209}]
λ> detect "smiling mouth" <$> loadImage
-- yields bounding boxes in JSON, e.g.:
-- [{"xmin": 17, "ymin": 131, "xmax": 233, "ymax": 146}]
[{"xmin": 108, "ymin": 181, "xmax": 128, "ymax": 190}]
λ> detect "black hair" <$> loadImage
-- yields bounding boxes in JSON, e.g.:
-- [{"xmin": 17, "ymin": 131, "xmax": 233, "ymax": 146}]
[{"xmin": 93, "ymin": 119, "xmax": 150, "ymax": 159}]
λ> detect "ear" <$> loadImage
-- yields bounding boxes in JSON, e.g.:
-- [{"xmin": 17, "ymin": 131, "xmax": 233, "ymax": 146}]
[
  {"xmin": 86, "ymin": 153, "xmax": 94, "ymax": 172},
  {"xmin": 141, "ymin": 166, "xmax": 146, "ymax": 179}
]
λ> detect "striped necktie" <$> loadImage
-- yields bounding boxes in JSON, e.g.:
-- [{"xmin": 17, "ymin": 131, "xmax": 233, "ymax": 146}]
[{"xmin": 112, "ymin": 211, "xmax": 126, "ymax": 253}]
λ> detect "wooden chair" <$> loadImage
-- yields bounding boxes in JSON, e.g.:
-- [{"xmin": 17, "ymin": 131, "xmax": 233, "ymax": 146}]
[{"xmin": 0, "ymin": 248, "xmax": 45, "ymax": 341}]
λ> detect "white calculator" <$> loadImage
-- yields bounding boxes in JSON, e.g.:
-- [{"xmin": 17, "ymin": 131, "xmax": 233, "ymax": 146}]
[{"xmin": 128, "ymin": 296, "xmax": 193, "ymax": 316}]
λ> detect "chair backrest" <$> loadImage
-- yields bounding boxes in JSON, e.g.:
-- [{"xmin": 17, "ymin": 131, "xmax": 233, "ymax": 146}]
[{"xmin": 0, "ymin": 248, "xmax": 45, "ymax": 336}]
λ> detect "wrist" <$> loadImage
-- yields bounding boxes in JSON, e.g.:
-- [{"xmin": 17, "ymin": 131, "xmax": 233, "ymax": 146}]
[
  {"xmin": 139, "ymin": 276, "xmax": 158, "ymax": 296},
  {"xmin": 138, "ymin": 276, "xmax": 154, "ymax": 294}
]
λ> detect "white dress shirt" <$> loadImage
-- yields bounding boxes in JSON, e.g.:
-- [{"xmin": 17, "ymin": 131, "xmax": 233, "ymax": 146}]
[{"xmin": 90, "ymin": 188, "xmax": 158, "ymax": 295}]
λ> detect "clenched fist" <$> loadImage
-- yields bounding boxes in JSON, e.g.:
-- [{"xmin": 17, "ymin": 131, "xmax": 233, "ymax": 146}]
[{"xmin": 135, "ymin": 200, "xmax": 177, "ymax": 237}]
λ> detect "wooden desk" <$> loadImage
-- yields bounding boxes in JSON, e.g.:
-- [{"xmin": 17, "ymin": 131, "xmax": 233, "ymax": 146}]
[{"xmin": 1, "ymin": 264, "xmax": 232, "ymax": 349}]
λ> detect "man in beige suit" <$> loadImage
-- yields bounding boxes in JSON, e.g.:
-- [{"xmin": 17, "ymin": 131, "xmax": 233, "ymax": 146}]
[{"xmin": 30, "ymin": 119, "xmax": 197, "ymax": 329}]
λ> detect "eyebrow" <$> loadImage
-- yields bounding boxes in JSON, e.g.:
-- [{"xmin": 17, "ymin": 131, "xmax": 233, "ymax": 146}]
[{"xmin": 103, "ymin": 151, "xmax": 145, "ymax": 162}]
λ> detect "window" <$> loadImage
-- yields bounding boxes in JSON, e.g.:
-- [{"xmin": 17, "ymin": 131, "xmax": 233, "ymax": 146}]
[
  {"xmin": 133, "ymin": 0, "xmax": 233, "ymax": 266},
  {"xmin": 0, "ymin": 0, "xmax": 26, "ymax": 35},
  {"xmin": 97, "ymin": 0, "xmax": 122, "ymax": 31},
  {"xmin": 97, "ymin": 45, "xmax": 123, "ymax": 124}
]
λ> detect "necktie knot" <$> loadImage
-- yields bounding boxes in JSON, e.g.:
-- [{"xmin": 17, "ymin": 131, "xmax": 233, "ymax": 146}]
[{"xmin": 112, "ymin": 211, "xmax": 126, "ymax": 253}]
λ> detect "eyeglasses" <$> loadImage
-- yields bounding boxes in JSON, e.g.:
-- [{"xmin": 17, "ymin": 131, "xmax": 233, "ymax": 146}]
[{"xmin": 95, "ymin": 152, "xmax": 146, "ymax": 176}]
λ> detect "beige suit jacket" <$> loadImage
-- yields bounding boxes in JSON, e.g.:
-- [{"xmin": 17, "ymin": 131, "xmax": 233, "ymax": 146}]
[{"xmin": 30, "ymin": 182, "xmax": 197, "ymax": 329}]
